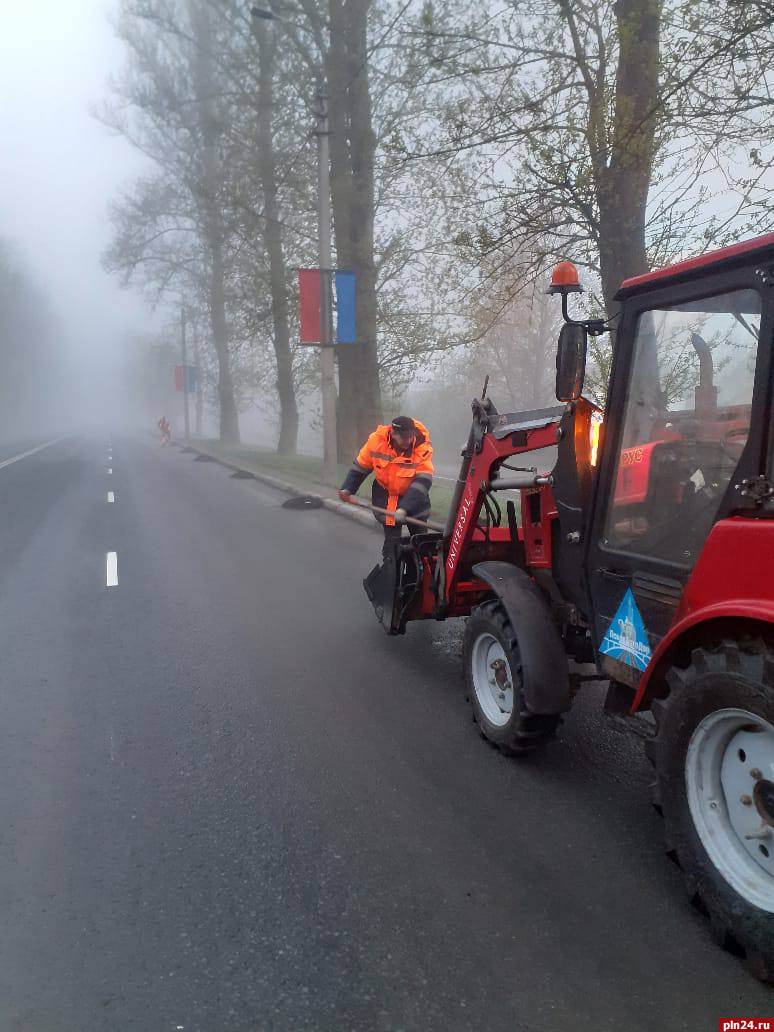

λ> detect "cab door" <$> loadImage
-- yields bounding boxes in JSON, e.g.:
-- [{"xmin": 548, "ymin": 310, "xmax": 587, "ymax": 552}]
[{"xmin": 583, "ymin": 265, "xmax": 772, "ymax": 686}]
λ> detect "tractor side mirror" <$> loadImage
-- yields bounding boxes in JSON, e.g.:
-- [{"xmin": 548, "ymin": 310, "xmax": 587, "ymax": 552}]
[{"xmin": 555, "ymin": 323, "xmax": 587, "ymax": 402}]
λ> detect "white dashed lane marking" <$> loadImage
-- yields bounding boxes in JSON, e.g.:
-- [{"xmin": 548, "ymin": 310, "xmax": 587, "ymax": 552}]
[
  {"xmin": 106, "ymin": 441, "xmax": 117, "ymax": 585},
  {"xmin": 0, "ymin": 438, "xmax": 64, "ymax": 472},
  {"xmin": 106, "ymin": 552, "xmax": 118, "ymax": 587}
]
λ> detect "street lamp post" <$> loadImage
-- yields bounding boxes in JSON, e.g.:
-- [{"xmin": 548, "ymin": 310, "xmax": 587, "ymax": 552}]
[{"xmin": 313, "ymin": 87, "xmax": 338, "ymax": 486}]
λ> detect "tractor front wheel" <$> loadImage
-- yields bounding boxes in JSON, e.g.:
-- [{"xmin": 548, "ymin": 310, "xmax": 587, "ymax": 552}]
[
  {"xmin": 650, "ymin": 639, "xmax": 774, "ymax": 981},
  {"xmin": 463, "ymin": 600, "xmax": 559, "ymax": 755}
]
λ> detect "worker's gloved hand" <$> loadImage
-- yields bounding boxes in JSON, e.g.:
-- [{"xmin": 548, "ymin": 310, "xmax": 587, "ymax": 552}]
[
  {"xmin": 394, "ymin": 507, "xmax": 407, "ymax": 523},
  {"xmin": 338, "ymin": 489, "xmax": 352, "ymax": 503}
]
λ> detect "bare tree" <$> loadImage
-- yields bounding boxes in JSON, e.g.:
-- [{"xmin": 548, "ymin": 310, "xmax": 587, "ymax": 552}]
[
  {"xmin": 189, "ymin": 0, "xmax": 240, "ymax": 441},
  {"xmin": 402, "ymin": 0, "xmax": 774, "ymax": 323},
  {"xmin": 103, "ymin": 0, "xmax": 243, "ymax": 442},
  {"xmin": 249, "ymin": 13, "xmax": 300, "ymax": 452}
]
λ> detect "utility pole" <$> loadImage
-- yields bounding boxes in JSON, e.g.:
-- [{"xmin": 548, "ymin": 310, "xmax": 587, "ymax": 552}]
[
  {"xmin": 192, "ymin": 319, "xmax": 203, "ymax": 438},
  {"xmin": 315, "ymin": 87, "xmax": 338, "ymax": 486},
  {"xmin": 180, "ymin": 304, "xmax": 190, "ymax": 443}
]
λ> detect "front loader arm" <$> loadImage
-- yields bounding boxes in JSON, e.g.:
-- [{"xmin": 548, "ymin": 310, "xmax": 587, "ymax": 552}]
[{"xmin": 443, "ymin": 407, "xmax": 564, "ymax": 604}]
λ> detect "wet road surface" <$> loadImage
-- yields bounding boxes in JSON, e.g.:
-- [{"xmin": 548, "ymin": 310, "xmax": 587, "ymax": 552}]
[{"xmin": 0, "ymin": 435, "xmax": 768, "ymax": 1030}]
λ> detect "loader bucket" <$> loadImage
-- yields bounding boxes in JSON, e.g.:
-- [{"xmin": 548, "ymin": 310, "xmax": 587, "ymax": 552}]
[
  {"xmin": 363, "ymin": 557, "xmax": 403, "ymax": 635},
  {"xmin": 363, "ymin": 545, "xmax": 421, "ymax": 635}
]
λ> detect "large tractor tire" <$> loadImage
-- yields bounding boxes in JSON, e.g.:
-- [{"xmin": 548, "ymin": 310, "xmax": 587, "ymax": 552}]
[
  {"xmin": 463, "ymin": 600, "xmax": 559, "ymax": 755},
  {"xmin": 648, "ymin": 638, "xmax": 774, "ymax": 982}
]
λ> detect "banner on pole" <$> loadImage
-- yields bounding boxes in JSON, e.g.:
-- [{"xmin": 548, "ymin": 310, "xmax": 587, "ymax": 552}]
[
  {"xmin": 174, "ymin": 364, "xmax": 198, "ymax": 392},
  {"xmin": 335, "ymin": 270, "xmax": 356, "ymax": 344},
  {"xmin": 298, "ymin": 268, "xmax": 356, "ymax": 345}
]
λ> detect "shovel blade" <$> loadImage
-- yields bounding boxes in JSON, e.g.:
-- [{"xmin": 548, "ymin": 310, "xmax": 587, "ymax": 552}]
[{"xmin": 363, "ymin": 557, "xmax": 405, "ymax": 635}]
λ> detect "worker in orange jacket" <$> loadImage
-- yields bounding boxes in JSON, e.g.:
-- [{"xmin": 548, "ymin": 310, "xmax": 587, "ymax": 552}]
[
  {"xmin": 339, "ymin": 416, "xmax": 434, "ymax": 557},
  {"xmin": 158, "ymin": 416, "xmax": 172, "ymax": 446}
]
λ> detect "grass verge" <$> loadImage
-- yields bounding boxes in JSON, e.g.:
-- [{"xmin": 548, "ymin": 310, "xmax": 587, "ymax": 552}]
[{"xmin": 191, "ymin": 438, "xmax": 455, "ymax": 520}]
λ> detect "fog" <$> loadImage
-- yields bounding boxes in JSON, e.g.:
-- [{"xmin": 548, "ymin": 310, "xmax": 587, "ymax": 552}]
[
  {"xmin": 0, "ymin": 0, "xmax": 768, "ymax": 456},
  {"xmin": 0, "ymin": 0, "xmax": 158, "ymax": 438},
  {"xmin": 0, "ymin": 0, "xmax": 570, "ymax": 453}
]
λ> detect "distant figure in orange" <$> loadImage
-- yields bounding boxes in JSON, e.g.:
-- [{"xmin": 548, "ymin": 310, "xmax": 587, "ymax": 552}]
[{"xmin": 158, "ymin": 416, "xmax": 172, "ymax": 446}]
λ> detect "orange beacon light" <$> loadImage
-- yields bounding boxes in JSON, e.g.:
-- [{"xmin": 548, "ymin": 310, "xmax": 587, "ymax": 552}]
[{"xmin": 547, "ymin": 260, "xmax": 582, "ymax": 295}]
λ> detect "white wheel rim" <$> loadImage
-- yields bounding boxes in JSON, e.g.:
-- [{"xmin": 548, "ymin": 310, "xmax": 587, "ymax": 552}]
[
  {"xmin": 685, "ymin": 707, "xmax": 774, "ymax": 912},
  {"xmin": 471, "ymin": 632, "xmax": 514, "ymax": 728}
]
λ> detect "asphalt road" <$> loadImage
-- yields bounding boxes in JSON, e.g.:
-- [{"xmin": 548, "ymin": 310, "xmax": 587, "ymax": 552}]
[{"xmin": 0, "ymin": 434, "xmax": 769, "ymax": 1031}]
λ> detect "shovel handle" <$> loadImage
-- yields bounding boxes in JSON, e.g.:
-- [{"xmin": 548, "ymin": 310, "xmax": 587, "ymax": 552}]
[{"xmin": 344, "ymin": 496, "xmax": 445, "ymax": 533}]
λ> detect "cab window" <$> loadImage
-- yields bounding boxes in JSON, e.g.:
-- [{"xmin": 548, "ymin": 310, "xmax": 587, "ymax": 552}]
[{"xmin": 602, "ymin": 288, "xmax": 761, "ymax": 566}]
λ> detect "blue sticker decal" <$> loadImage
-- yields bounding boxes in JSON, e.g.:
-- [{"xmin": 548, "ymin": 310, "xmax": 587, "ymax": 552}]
[{"xmin": 599, "ymin": 588, "xmax": 652, "ymax": 672}]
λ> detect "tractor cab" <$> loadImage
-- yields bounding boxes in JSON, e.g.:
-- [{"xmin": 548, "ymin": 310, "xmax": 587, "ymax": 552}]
[{"xmin": 548, "ymin": 238, "xmax": 774, "ymax": 688}]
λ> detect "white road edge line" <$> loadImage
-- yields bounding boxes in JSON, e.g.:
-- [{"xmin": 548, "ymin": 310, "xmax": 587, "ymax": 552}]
[
  {"xmin": 107, "ymin": 467, "xmax": 112, "ymax": 474},
  {"xmin": 107, "ymin": 491, "xmax": 115, "ymax": 503},
  {"xmin": 0, "ymin": 437, "xmax": 64, "ymax": 472},
  {"xmin": 106, "ymin": 552, "xmax": 118, "ymax": 587}
]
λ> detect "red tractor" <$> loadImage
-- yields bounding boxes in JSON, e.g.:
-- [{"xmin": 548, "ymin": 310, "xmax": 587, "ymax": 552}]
[{"xmin": 364, "ymin": 232, "xmax": 774, "ymax": 979}]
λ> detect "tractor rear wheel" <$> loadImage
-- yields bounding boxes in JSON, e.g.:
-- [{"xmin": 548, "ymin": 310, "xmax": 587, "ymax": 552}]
[
  {"xmin": 463, "ymin": 600, "xmax": 559, "ymax": 755},
  {"xmin": 649, "ymin": 639, "xmax": 774, "ymax": 982}
]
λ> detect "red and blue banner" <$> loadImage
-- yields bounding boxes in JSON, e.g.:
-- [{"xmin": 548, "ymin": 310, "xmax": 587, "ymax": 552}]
[
  {"xmin": 174, "ymin": 364, "xmax": 198, "ymax": 393},
  {"xmin": 298, "ymin": 269, "xmax": 356, "ymax": 345}
]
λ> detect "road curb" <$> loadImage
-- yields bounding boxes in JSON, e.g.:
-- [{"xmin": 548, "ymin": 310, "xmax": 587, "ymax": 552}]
[{"xmin": 178, "ymin": 443, "xmax": 378, "ymax": 532}]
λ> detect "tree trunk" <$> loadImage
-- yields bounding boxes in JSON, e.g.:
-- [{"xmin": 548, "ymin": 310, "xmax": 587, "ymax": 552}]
[
  {"xmin": 345, "ymin": 0, "xmax": 381, "ymax": 444},
  {"xmin": 210, "ymin": 242, "xmax": 240, "ymax": 443},
  {"xmin": 327, "ymin": 0, "xmax": 359, "ymax": 458},
  {"xmin": 190, "ymin": 0, "xmax": 240, "ymax": 444},
  {"xmin": 327, "ymin": 0, "xmax": 382, "ymax": 458},
  {"xmin": 255, "ymin": 18, "xmax": 299, "ymax": 455},
  {"xmin": 192, "ymin": 321, "xmax": 203, "ymax": 437},
  {"xmin": 596, "ymin": 0, "xmax": 662, "ymax": 321}
]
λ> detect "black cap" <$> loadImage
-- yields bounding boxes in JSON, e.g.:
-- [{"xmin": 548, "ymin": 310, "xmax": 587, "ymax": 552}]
[{"xmin": 391, "ymin": 416, "xmax": 415, "ymax": 433}]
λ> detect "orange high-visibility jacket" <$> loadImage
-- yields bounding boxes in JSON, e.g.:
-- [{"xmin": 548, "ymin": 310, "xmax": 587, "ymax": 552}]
[{"xmin": 344, "ymin": 421, "xmax": 433, "ymax": 525}]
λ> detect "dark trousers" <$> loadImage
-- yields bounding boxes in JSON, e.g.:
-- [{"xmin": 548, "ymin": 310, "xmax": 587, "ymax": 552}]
[
  {"xmin": 381, "ymin": 514, "xmax": 428, "ymax": 558},
  {"xmin": 382, "ymin": 522, "xmax": 404, "ymax": 558}
]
